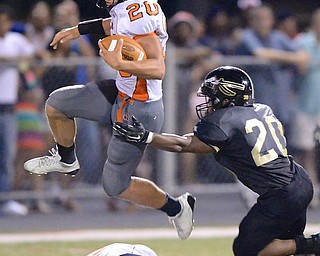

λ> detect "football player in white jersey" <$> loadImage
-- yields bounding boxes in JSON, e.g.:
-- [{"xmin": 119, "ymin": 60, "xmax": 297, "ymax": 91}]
[
  {"xmin": 23, "ymin": 0, "xmax": 195, "ymax": 240},
  {"xmin": 86, "ymin": 243, "xmax": 157, "ymax": 256}
]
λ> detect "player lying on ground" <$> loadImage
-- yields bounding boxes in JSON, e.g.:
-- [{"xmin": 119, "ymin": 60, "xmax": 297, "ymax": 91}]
[
  {"xmin": 113, "ymin": 66, "xmax": 320, "ymax": 256},
  {"xmin": 86, "ymin": 243, "xmax": 158, "ymax": 256}
]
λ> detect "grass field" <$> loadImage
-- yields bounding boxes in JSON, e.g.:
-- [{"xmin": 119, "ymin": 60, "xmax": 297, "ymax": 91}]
[{"xmin": 0, "ymin": 238, "xmax": 234, "ymax": 256}]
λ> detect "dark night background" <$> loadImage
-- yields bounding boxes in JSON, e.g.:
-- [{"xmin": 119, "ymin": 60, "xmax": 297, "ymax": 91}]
[{"xmin": 2, "ymin": 0, "xmax": 319, "ymax": 21}]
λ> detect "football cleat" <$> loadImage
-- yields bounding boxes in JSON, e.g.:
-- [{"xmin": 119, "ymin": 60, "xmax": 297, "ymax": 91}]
[
  {"xmin": 23, "ymin": 148, "xmax": 80, "ymax": 176},
  {"xmin": 168, "ymin": 192, "xmax": 196, "ymax": 240}
]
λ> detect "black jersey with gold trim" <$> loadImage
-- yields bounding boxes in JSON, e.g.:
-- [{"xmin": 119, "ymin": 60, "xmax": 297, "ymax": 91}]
[{"xmin": 194, "ymin": 103, "xmax": 293, "ymax": 195}]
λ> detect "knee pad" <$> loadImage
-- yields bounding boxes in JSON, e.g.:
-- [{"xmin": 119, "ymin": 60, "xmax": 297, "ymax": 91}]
[
  {"xmin": 232, "ymin": 238, "xmax": 242, "ymax": 256},
  {"xmin": 101, "ymin": 160, "xmax": 131, "ymax": 197},
  {"xmin": 46, "ymin": 90, "xmax": 65, "ymax": 115}
]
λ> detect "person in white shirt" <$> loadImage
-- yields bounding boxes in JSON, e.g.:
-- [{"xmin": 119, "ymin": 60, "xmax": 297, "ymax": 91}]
[{"xmin": 0, "ymin": 4, "xmax": 35, "ymax": 216}]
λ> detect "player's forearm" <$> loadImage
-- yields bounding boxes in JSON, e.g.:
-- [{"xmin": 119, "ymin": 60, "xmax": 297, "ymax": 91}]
[
  {"xmin": 118, "ymin": 59, "xmax": 165, "ymax": 79},
  {"xmin": 150, "ymin": 133, "xmax": 192, "ymax": 153},
  {"xmin": 102, "ymin": 18, "xmax": 111, "ymax": 35}
]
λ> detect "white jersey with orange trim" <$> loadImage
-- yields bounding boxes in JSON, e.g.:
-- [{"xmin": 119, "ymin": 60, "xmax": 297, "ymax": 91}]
[
  {"xmin": 109, "ymin": 0, "xmax": 168, "ymax": 102},
  {"xmin": 86, "ymin": 243, "xmax": 158, "ymax": 256}
]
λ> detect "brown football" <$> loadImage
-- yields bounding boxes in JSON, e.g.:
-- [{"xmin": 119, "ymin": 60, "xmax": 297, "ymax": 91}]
[{"xmin": 100, "ymin": 35, "xmax": 147, "ymax": 61}]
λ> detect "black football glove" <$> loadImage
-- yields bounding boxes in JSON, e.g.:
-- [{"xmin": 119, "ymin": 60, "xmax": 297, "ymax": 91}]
[{"xmin": 113, "ymin": 116, "xmax": 150, "ymax": 143}]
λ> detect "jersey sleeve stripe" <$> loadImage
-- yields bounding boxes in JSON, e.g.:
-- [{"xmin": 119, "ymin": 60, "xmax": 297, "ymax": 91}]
[{"xmin": 133, "ymin": 32, "xmax": 157, "ymax": 40}]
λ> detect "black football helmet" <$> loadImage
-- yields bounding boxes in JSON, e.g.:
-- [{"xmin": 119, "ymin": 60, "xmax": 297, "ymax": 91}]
[
  {"xmin": 96, "ymin": 0, "xmax": 125, "ymax": 10},
  {"xmin": 196, "ymin": 66, "xmax": 255, "ymax": 119}
]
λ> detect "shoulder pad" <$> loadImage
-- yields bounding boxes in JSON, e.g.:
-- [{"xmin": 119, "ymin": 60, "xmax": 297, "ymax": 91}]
[{"xmin": 194, "ymin": 119, "xmax": 229, "ymax": 148}]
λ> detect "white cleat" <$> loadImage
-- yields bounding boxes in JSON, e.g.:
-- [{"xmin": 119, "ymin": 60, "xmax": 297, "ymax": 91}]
[
  {"xmin": 169, "ymin": 192, "xmax": 196, "ymax": 240},
  {"xmin": 23, "ymin": 148, "xmax": 80, "ymax": 176}
]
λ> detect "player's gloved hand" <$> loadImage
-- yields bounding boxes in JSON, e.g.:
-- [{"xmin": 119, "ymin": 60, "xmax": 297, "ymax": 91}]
[{"xmin": 113, "ymin": 116, "xmax": 154, "ymax": 143}]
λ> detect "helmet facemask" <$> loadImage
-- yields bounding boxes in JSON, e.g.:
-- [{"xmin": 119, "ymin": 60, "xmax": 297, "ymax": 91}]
[
  {"xmin": 96, "ymin": 0, "xmax": 107, "ymax": 9},
  {"xmin": 96, "ymin": 0, "xmax": 123, "ymax": 11},
  {"xmin": 196, "ymin": 95, "xmax": 213, "ymax": 119},
  {"xmin": 196, "ymin": 80, "xmax": 221, "ymax": 119}
]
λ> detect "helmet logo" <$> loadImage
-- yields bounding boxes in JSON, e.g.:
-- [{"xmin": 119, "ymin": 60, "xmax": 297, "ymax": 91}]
[{"xmin": 217, "ymin": 78, "xmax": 245, "ymax": 97}]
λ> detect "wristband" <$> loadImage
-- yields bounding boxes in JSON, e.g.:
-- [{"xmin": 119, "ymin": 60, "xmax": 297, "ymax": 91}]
[
  {"xmin": 146, "ymin": 132, "xmax": 154, "ymax": 144},
  {"xmin": 78, "ymin": 18, "xmax": 105, "ymax": 35}
]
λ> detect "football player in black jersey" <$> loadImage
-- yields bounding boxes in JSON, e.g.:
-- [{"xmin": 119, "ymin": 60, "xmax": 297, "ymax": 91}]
[{"xmin": 113, "ymin": 66, "xmax": 320, "ymax": 256}]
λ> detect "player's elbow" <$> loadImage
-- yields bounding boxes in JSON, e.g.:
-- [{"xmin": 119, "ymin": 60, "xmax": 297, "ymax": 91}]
[
  {"xmin": 156, "ymin": 69, "xmax": 165, "ymax": 80},
  {"xmin": 147, "ymin": 68, "xmax": 165, "ymax": 80},
  {"xmin": 155, "ymin": 63, "xmax": 165, "ymax": 80}
]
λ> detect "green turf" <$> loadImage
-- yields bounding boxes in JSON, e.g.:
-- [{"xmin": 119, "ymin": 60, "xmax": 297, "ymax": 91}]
[{"xmin": 0, "ymin": 238, "xmax": 234, "ymax": 256}]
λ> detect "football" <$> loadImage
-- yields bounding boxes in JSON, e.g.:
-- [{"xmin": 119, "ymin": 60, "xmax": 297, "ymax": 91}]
[{"xmin": 100, "ymin": 35, "xmax": 147, "ymax": 61}]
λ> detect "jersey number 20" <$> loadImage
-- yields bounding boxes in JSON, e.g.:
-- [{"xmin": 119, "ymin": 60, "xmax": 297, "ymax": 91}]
[
  {"xmin": 245, "ymin": 116, "xmax": 287, "ymax": 166},
  {"xmin": 126, "ymin": 2, "xmax": 159, "ymax": 22}
]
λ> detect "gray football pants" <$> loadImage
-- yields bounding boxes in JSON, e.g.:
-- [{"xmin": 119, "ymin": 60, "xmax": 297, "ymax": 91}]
[{"xmin": 47, "ymin": 80, "xmax": 164, "ymax": 196}]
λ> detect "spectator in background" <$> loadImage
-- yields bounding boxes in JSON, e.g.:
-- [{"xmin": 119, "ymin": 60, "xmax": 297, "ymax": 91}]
[
  {"xmin": 13, "ymin": 63, "xmax": 51, "ymax": 214},
  {"xmin": 40, "ymin": 0, "xmax": 102, "ymax": 211},
  {"xmin": 291, "ymin": 8, "xmax": 320, "ymax": 207},
  {"xmin": 55, "ymin": 0, "xmax": 106, "ymax": 185},
  {"xmin": 167, "ymin": 11, "xmax": 212, "ymax": 129},
  {"xmin": 40, "ymin": 36, "xmax": 81, "ymax": 212},
  {"xmin": 235, "ymin": 5, "xmax": 310, "ymax": 208},
  {"xmin": 236, "ymin": 4, "xmax": 309, "ymax": 138},
  {"xmin": 236, "ymin": 0, "xmax": 262, "ymax": 28},
  {"xmin": 168, "ymin": 11, "xmax": 211, "ymax": 66},
  {"xmin": 237, "ymin": 0, "xmax": 262, "ymax": 11},
  {"xmin": 53, "ymin": 0, "xmax": 96, "ymax": 66},
  {"xmin": 0, "ymin": 4, "xmax": 34, "ymax": 216},
  {"xmin": 276, "ymin": 10, "xmax": 299, "ymax": 40},
  {"xmin": 167, "ymin": 11, "xmax": 213, "ymax": 183},
  {"xmin": 24, "ymin": 1, "xmax": 55, "ymax": 59},
  {"xmin": 199, "ymin": 7, "xmax": 237, "ymax": 55}
]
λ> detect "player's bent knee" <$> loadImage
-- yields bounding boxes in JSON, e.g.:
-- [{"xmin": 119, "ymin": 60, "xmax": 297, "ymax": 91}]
[
  {"xmin": 102, "ymin": 178, "xmax": 130, "ymax": 197},
  {"xmin": 102, "ymin": 162, "xmax": 131, "ymax": 197},
  {"xmin": 233, "ymin": 238, "xmax": 256, "ymax": 256},
  {"xmin": 45, "ymin": 103, "xmax": 64, "ymax": 118}
]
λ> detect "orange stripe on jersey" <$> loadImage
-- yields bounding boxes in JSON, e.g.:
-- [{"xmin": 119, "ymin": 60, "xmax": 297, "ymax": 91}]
[
  {"xmin": 117, "ymin": 92, "xmax": 135, "ymax": 121},
  {"xmin": 116, "ymin": 98, "xmax": 127, "ymax": 122},
  {"xmin": 134, "ymin": 32, "xmax": 156, "ymax": 40},
  {"xmin": 132, "ymin": 77, "xmax": 148, "ymax": 101}
]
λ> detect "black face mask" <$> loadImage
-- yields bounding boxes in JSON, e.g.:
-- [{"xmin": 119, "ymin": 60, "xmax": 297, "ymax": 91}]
[{"xmin": 96, "ymin": 0, "xmax": 123, "ymax": 10}]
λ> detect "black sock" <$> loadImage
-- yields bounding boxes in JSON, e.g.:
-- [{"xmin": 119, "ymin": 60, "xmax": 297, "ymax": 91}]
[
  {"xmin": 57, "ymin": 143, "xmax": 76, "ymax": 164},
  {"xmin": 159, "ymin": 193, "xmax": 181, "ymax": 217}
]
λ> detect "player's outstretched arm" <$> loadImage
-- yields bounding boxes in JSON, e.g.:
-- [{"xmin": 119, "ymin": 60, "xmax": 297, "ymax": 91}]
[
  {"xmin": 50, "ymin": 18, "xmax": 111, "ymax": 50},
  {"xmin": 113, "ymin": 116, "xmax": 215, "ymax": 154}
]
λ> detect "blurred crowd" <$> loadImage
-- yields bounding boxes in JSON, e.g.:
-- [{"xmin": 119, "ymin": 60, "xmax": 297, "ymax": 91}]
[{"xmin": 0, "ymin": 0, "xmax": 320, "ymax": 216}]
